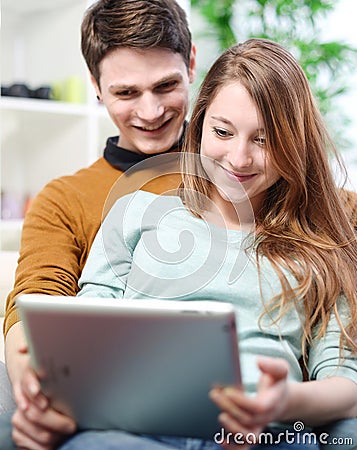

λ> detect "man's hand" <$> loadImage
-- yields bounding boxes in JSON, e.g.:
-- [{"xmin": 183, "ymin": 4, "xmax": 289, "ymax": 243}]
[{"xmin": 5, "ymin": 323, "xmax": 76, "ymax": 449}]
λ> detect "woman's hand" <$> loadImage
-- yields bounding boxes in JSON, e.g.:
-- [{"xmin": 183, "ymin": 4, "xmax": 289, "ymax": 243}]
[{"xmin": 210, "ymin": 356, "xmax": 290, "ymax": 448}]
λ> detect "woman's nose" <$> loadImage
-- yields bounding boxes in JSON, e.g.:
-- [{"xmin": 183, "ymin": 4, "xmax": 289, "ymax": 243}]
[{"xmin": 228, "ymin": 139, "xmax": 253, "ymax": 168}]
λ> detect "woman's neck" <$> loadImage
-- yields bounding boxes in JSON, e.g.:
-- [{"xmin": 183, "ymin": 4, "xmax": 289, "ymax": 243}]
[{"xmin": 202, "ymin": 190, "xmax": 256, "ymax": 233}]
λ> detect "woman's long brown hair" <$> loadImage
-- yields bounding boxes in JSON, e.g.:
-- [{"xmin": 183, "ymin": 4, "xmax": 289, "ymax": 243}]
[{"xmin": 181, "ymin": 38, "xmax": 357, "ymax": 362}]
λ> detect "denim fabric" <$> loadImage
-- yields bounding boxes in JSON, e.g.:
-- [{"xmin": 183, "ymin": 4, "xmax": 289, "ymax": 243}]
[
  {"xmin": 1, "ymin": 421, "xmax": 356, "ymax": 449},
  {"xmin": 0, "ymin": 411, "xmax": 16, "ymax": 450},
  {"xmin": 58, "ymin": 430, "xmax": 319, "ymax": 450},
  {"xmin": 0, "ymin": 361, "xmax": 16, "ymax": 414},
  {"xmin": 316, "ymin": 418, "xmax": 357, "ymax": 450},
  {"xmin": 58, "ymin": 431, "xmax": 220, "ymax": 450}
]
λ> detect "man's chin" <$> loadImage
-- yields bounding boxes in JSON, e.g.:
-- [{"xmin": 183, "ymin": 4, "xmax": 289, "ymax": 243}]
[{"xmin": 136, "ymin": 141, "xmax": 179, "ymax": 156}]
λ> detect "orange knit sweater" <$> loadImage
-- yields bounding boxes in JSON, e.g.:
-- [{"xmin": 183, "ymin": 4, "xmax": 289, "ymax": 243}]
[
  {"xmin": 4, "ymin": 154, "xmax": 357, "ymax": 336},
  {"xmin": 4, "ymin": 156, "xmax": 181, "ymax": 335}
]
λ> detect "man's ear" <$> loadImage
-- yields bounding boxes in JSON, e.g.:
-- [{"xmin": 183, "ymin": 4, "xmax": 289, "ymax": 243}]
[
  {"xmin": 188, "ymin": 44, "xmax": 197, "ymax": 84},
  {"xmin": 90, "ymin": 74, "xmax": 101, "ymax": 101}
]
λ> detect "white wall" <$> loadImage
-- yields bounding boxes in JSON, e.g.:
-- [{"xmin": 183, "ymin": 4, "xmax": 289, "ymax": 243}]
[
  {"xmin": 191, "ymin": 0, "xmax": 356, "ymax": 191},
  {"xmin": 322, "ymin": 0, "xmax": 357, "ymax": 191}
]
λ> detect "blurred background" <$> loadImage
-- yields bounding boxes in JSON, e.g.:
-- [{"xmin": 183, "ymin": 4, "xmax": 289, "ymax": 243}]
[{"xmin": 0, "ymin": 0, "xmax": 356, "ymax": 251}]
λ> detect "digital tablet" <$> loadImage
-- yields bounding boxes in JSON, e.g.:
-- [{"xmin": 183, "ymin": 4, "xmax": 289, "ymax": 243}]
[{"xmin": 16, "ymin": 294, "xmax": 241, "ymax": 440}]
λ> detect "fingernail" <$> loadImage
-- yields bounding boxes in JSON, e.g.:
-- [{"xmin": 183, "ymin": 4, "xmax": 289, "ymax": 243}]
[
  {"xmin": 29, "ymin": 381, "xmax": 39, "ymax": 396},
  {"xmin": 66, "ymin": 422, "xmax": 76, "ymax": 434},
  {"xmin": 219, "ymin": 412, "xmax": 229, "ymax": 424},
  {"xmin": 223, "ymin": 386, "xmax": 235, "ymax": 395},
  {"xmin": 209, "ymin": 389, "xmax": 219, "ymax": 400},
  {"xmin": 38, "ymin": 397, "xmax": 48, "ymax": 410},
  {"xmin": 18, "ymin": 399, "xmax": 28, "ymax": 411}
]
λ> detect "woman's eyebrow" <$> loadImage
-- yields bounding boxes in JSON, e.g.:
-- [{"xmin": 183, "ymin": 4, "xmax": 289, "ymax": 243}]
[{"xmin": 210, "ymin": 115, "xmax": 233, "ymax": 125}]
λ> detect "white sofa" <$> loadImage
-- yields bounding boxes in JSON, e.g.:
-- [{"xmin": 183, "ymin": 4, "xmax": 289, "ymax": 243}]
[{"xmin": 0, "ymin": 251, "xmax": 19, "ymax": 362}]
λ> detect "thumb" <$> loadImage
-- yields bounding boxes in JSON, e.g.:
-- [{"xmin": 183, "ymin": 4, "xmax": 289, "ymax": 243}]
[{"xmin": 256, "ymin": 356, "xmax": 289, "ymax": 392}]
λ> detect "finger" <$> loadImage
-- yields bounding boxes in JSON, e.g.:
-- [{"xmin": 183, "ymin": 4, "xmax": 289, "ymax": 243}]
[
  {"xmin": 21, "ymin": 370, "xmax": 41, "ymax": 398},
  {"xmin": 215, "ymin": 385, "xmax": 279, "ymax": 429},
  {"xmin": 221, "ymin": 442, "xmax": 250, "ymax": 450},
  {"xmin": 13, "ymin": 381, "xmax": 30, "ymax": 411},
  {"xmin": 221, "ymin": 441, "xmax": 250, "ymax": 450},
  {"xmin": 210, "ymin": 388, "xmax": 255, "ymax": 426},
  {"xmin": 12, "ymin": 409, "xmax": 54, "ymax": 450},
  {"xmin": 24, "ymin": 404, "xmax": 76, "ymax": 435},
  {"xmin": 21, "ymin": 370, "xmax": 49, "ymax": 411},
  {"xmin": 12, "ymin": 427, "xmax": 47, "ymax": 450},
  {"xmin": 218, "ymin": 411, "xmax": 262, "ymax": 443},
  {"xmin": 256, "ymin": 356, "xmax": 289, "ymax": 382},
  {"xmin": 12, "ymin": 406, "xmax": 76, "ymax": 449},
  {"xmin": 217, "ymin": 386, "xmax": 265, "ymax": 415}
]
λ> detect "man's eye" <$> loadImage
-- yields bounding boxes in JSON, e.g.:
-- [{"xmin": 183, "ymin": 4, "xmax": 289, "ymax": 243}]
[
  {"xmin": 213, "ymin": 127, "xmax": 232, "ymax": 138},
  {"xmin": 157, "ymin": 80, "xmax": 178, "ymax": 91},
  {"xmin": 116, "ymin": 90, "xmax": 136, "ymax": 97}
]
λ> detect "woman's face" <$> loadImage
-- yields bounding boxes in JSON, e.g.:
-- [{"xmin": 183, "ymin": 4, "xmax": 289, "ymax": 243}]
[{"xmin": 200, "ymin": 82, "xmax": 280, "ymax": 214}]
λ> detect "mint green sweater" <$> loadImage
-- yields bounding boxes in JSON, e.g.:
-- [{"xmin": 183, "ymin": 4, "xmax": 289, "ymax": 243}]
[{"xmin": 78, "ymin": 190, "xmax": 357, "ymax": 394}]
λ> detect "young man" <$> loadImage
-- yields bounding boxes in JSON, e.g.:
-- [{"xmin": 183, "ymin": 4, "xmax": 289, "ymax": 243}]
[{"xmin": 1, "ymin": 0, "xmax": 196, "ymax": 448}]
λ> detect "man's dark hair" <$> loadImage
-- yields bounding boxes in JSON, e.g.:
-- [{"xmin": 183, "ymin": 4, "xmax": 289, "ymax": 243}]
[{"xmin": 81, "ymin": 0, "xmax": 192, "ymax": 86}]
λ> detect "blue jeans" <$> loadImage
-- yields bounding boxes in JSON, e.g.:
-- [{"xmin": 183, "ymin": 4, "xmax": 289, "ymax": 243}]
[
  {"xmin": 1, "ymin": 360, "xmax": 356, "ymax": 449},
  {"xmin": 0, "ymin": 361, "xmax": 16, "ymax": 414},
  {"xmin": 0, "ymin": 411, "xmax": 16, "ymax": 450},
  {"xmin": 316, "ymin": 419, "xmax": 357, "ymax": 450},
  {"xmin": 59, "ymin": 433, "xmax": 219, "ymax": 450},
  {"xmin": 1, "ymin": 420, "xmax": 357, "ymax": 449},
  {"xmin": 58, "ymin": 430, "xmax": 319, "ymax": 450}
]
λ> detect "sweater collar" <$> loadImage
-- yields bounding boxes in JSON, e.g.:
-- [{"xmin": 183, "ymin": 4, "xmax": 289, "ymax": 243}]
[{"xmin": 104, "ymin": 121, "xmax": 187, "ymax": 171}]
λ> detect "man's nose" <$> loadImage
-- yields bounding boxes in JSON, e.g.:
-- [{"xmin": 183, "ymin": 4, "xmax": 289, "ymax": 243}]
[{"xmin": 136, "ymin": 93, "xmax": 164, "ymax": 122}]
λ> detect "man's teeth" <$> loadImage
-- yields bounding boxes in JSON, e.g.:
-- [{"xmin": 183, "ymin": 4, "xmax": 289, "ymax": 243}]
[{"xmin": 141, "ymin": 124, "xmax": 162, "ymax": 131}]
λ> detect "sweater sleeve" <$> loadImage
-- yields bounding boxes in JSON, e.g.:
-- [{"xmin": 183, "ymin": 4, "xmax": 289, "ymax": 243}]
[
  {"xmin": 3, "ymin": 179, "xmax": 90, "ymax": 337},
  {"xmin": 308, "ymin": 297, "xmax": 357, "ymax": 385},
  {"xmin": 77, "ymin": 194, "xmax": 137, "ymax": 299}
]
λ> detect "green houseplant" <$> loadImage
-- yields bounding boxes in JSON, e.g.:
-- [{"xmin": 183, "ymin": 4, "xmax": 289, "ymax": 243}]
[{"xmin": 191, "ymin": 0, "xmax": 357, "ymax": 147}]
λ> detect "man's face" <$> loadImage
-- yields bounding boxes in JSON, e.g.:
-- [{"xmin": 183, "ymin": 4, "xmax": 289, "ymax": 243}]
[{"xmin": 94, "ymin": 46, "xmax": 196, "ymax": 155}]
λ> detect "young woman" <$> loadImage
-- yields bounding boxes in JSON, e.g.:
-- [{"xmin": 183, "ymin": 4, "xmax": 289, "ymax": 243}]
[
  {"xmin": 74, "ymin": 38, "xmax": 357, "ymax": 449},
  {"xmin": 15, "ymin": 39, "xmax": 357, "ymax": 450},
  {"xmin": 177, "ymin": 37, "xmax": 357, "ymax": 448}
]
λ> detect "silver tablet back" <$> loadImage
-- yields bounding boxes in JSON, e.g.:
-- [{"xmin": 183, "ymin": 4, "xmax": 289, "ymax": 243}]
[{"xmin": 17, "ymin": 294, "xmax": 241, "ymax": 439}]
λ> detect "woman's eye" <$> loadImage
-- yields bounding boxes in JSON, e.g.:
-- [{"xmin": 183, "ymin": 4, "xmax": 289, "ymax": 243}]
[
  {"xmin": 255, "ymin": 136, "xmax": 266, "ymax": 146},
  {"xmin": 213, "ymin": 127, "xmax": 232, "ymax": 138}
]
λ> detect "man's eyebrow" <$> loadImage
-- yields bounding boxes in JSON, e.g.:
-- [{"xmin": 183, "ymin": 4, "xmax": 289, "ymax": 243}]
[
  {"xmin": 108, "ymin": 83, "xmax": 136, "ymax": 92},
  {"xmin": 108, "ymin": 72, "xmax": 184, "ymax": 93},
  {"xmin": 153, "ymin": 72, "xmax": 184, "ymax": 86}
]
